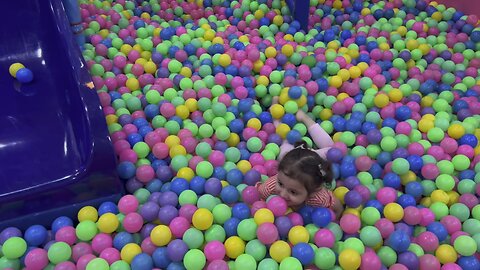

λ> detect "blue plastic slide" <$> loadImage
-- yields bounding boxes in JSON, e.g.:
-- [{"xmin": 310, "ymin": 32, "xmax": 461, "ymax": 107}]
[{"xmin": 0, "ymin": 0, "xmax": 123, "ymax": 230}]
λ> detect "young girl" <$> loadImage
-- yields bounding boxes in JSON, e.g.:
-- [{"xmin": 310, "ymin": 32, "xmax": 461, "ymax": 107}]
[{"xmin": 256, "ymin": 99, "xmax": 343, "ymax": 216}]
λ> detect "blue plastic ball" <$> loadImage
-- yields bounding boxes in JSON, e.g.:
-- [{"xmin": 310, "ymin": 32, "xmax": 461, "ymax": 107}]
[
  {"xmin": 232, "ymin": 203, "xmax": 251, "ymax": 220},
  {"xmin": 311, "ymin": 207, "xmax": 332, "ymax": 227},
  {"xmin": 16, "ymin": 68, "xmax": 34, "ymax": 83},
  {"xmin": 24, "ymin": 225, "xmax": 48, "ymax": 246},
  {"xmin": 292, "ymin": 243, "xmax": 315, "ymax": 265}
]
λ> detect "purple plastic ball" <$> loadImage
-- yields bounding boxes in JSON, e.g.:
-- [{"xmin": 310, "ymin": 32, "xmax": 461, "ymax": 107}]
[{"xmin": 167, "ymin": 239, "xmax": 188, "ymax": 262}]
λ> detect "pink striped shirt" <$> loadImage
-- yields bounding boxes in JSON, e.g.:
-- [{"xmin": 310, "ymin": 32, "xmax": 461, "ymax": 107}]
[{"xmin": 255, "ymin": 174, "xmax": 336, "ymax": 208}]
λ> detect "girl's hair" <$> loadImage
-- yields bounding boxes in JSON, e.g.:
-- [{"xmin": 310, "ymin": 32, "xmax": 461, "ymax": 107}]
[{"xmin": 278, "ymin": 141, "xmax": 334, "ymax": 193}]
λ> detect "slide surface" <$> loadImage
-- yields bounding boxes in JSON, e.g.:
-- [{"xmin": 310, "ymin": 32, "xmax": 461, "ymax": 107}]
[{"xmin": 0, "ymin": 0, "xmax": 123, "ymax": 229}]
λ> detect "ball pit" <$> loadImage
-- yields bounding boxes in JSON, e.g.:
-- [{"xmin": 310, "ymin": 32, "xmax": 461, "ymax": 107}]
[{"xmin": 2, "ymin": 0, "xmax": 480, "ymax": 269}]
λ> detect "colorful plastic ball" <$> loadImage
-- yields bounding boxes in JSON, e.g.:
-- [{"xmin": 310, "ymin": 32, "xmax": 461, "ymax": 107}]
[
  {"xmin": 288, "ymin": 226, "xmax": 309, "ymax": 245},
  {"xmin": 311, "ymin": 207, "xmax": 332, "ymax": 227},
  {"xmin": 257, "ymin": 222, "xmax": 279, "ymax": 245},
  {"xmin": 9, "ymin": 62, "xmax": 25, "ymax": 77},
  {"xmin": 339, "ymin": 249, "xmax": 361, "ymax": 270},
  {"xmin": 387, "ymin": 230, "xmax": 411, "ymax": 252},
  {"xmin": 150, "ymin": 225, "xmax": 171, "ymax": 247},
  {"xmin": 16, "ymin": 68, "xmax": 34, "ymax": 83},
  {"xmin": 454, "ymin": 235, "xmax": 477, "ymax": 256},
  {"xmin": 360, "ymin": 226, "xmax": 382, "ymax": 248},
  {"xmin": 184, "ymin": 249, "xmax": 206, "ymax": 270},
  {"xmin": 314, "ymin": 228, "xmax": 335, "ymax": 248},
  {"xmin": 24, "ymin": 225, "xmax": 48, "ymax": 247},
  {"xmin": 224, "ymin": 236, "xmax": 246, "ymax": 259},
  {"xmin": 2, "ymin": 237, "xmax": 27, "ymax": 259},
  {"xmin": 279, "ymin": 257, "xmax": 302, "ymax": 270},
  {"xmin": 47, "ymin": 241, "xmax": 72, "ymax": 264},
  {"xmin": 340, "ymin": 214, "xmax": 361, "ymax": 234},
  {"xmin": 269, "ymin": 240, "xmax": 291, "ymax": 263},
  {"xmin": 384, "ymin": 203, "xmax": 404, "ymax": 222}
]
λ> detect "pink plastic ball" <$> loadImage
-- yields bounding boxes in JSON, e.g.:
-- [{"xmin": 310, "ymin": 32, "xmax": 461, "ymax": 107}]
[
  {"xmin": 440, "ymin": 215, "xmax": 462, "ymax": 234},
  {"xmin": 54, "ymin": 261, "xmax": 76, "ymax": 270},
  {"xmin": 360, "ymin": 251, "xmax": 382, "ymax": 270},
  {"xmin": 208, "ymin": 151, "xmax": 226, "ymax": 167},
  {"xmin": 251, "ymin": 201, "xmax": 268, "ymax": 216},
  {"xmin": 136, "ymin": 165, "xmax": 155, "ymax": 183},
  {"xmin": 416, "ymin": 231, "xmax": 439, "ymax": 252},
  {"xmin": 72, "ymin": 243, "xmax": 93, "ymax": 262},
  {"xmin": 118, "ymin": 195, "xmax": 139, "ymax": 214},
  {"xmin": 375, "ymin": 218, "xmax": 395, "ymax": 238},
  {"xmin": 287, "ymin": 212, "xmax": 304, "ymax": 226},
  {"xmin": 55, "ymin": 226, "xmax": 77, "ymax": 245},
  {"xmin": 24, "ymin": 248, "xmax": 49, "ymax": 270},
  {"xmin": 421, "ymin": 163, "xmax": 440, "ymax": 180},
  {"xmin": 390, "ymin": 264, "xmax": 408, "ymax": 270},
  {"xmin": 419, "ymin": 208, "xmax": 436, "ymax": 226},
  {"xmin": 257, "ymin": 222, "xmax": 279, "ymax": 245},
  {"xmin": 76, "ymin": 254, "xmax": 96, "ymax": 270},
  {"xmin": 91, "ymin": 233, "xmax": 112, "ymax": 254},
  {"xmin": 152, "ymin": 143, "xmax": 169, "ymax": 159},
  {"xmin": 440, "ymin": 138, "xmax": 458, "ymax": 154},
  {"xmin": 179, "ymin": 204, "xmax": 198, "ymax": 222},
  {"xmin": 242, "ymin": 186, "xmax": 261, "ymax": 205},
  {"xmin": 99, "ymin": 247, "xmax": 121, "ymax": 265},
  {"xmin": 267, "ymin": 196, "xmax": 288, "ymax": 217},
  {"xmin": 141, "ymin": 237, "xmax": 157, "ymax": 255},
  {"xmin": 204, "ymin": 241, "xmax": 226, "ymax": 261},
  {"xmin": 169, "ymin": 217, "xmax": 191, "ymax": 238},
  {"xmin": 441, "ymin": 263, "xmax": 462, "ymax": 270},
  {"xmin": 459, "ymin": 194, "xmax": 479, "ymax": 209},
  {"xmin": 419, "ymin": 254, "xmax": 441, "ymax": 270},
  {"xmin": 314, "ymin": 229, "xmax": 335, "ymax": 248},
  {"xmin": 395, "ymin": 122, "xmax": 412, "ymax": 135},
  {"xmin": 123, "ymin": 212, "xmax": 144, "ymax": 233},
  {"xmin": 403, "ymin": 206, "xmax": 421, "ymax": 225},
  {"xmin": 355, "ymin": 156, "xmax": 373, "ymax": 171},
  {"xmin": 376, "ymin": 187, "xmax": 397, "ymax": 205},
  {"xmin": 340, "ymin": 214, "xmax": 361, "ymax": 234},
  {"xmin": 206, "ymin": 260, "xmax": 229, "ymax": 270}
]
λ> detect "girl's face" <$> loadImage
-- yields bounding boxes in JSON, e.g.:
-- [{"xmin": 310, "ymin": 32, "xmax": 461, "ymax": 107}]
[{"xmin": 275, "ymin": 171, "xmax": 308, "ymax": 207}]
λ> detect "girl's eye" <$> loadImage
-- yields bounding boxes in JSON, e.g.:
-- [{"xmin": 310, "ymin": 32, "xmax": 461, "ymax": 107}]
[
  {"xmin": 290, "ymin": 190, "xmax": 297, "ymax": 195},
  {"xmin": 278, "ymin": 181, "xmax": 283, "ymax": 187}
]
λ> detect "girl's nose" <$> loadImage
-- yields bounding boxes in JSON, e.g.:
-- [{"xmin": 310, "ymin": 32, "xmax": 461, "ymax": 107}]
[{"xmin": 279, "ymin": 189, "xmax": 289, "ymax": 200}]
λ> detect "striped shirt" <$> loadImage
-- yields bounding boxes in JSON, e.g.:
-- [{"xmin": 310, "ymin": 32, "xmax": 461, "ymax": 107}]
[{"xmin": 255, "ymin": 174, "xmax": 336, "ymax": 208}]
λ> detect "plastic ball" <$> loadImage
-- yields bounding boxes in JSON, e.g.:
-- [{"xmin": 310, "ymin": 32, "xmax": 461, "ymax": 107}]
[
  {"xmin": 16, "ymin": 68, "xmax": 34, "ymax": 83},
  {"xmin": 339, "ymin": 249, "xmax": 361, "ymax": 270}
]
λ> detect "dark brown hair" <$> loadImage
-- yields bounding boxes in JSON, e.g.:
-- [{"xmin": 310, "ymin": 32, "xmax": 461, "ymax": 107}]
[{"xmin": 278, "ymin": 141, "xmax": 334, "ymax": 194}]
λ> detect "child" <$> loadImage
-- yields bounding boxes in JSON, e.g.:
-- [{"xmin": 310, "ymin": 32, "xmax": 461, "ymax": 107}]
[{"xmin": 256, "ymin": 98, "xmax": 343, "ymax": 216}]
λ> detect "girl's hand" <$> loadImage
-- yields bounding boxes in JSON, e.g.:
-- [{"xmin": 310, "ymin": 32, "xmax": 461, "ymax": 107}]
[{"xmin": 271, "ymin": 96, "xmax": 279, "ymax": 107}]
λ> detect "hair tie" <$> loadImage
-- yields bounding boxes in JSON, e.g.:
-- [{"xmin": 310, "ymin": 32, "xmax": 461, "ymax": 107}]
[{"xmin": 318, "ymin": 165, "xmax": 326, "ymax": 177}]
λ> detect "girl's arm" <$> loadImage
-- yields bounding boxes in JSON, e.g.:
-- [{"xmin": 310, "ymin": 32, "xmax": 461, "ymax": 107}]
[
  {"xmin": 297, "ymin": 110, "xmax": 334, "ymax": 149},
  {"xmin": 255, "ymin": 175, "xmax": 278, "ymax": 200}
]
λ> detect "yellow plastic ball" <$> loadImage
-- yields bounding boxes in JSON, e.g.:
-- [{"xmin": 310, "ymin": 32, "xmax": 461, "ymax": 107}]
[
  {"xmin": 284, "ymin": 34, "xmax": 294, "ymax": 41},
  {"xmin": 120, "ymin": 243, "xmax": 142, "ymax": 264},
  {"xmin": 281, "ymin": 44, "xmax": 294, "ymax": 57},
  {"xmin": 135, "ymin": 57, "xmax": 148, "ymax": 66},
  {"xmin": 237, "ymin": 160, "xmax": 252, "ymax": 174},
  {"xmin": 330, "ymin": 75, "xmax": 343, "ymax": 88},
  {"xmin": 418, "ymin": 119, "xmax": 434, "ymax": 133},
  {"xmin": 343, "ymin": 208, "xmax": 361, "ymax": 217},
  {"xmin": 170, "ymin": 145, "xmax": 187, "ymax": 157},
  {"xmin": 177, "ymin": 167, "xmax": 195, "ymax": 181},
  {"xmin": 334, "ymin": 186, "xmax": 349, "ymax": 204},
  {"xmin": 406, "ymin": 39, "xmax": 419, "ymax": 50},
  {"xmin": 337, "ymin": 93, "xmax": 349, "ymax": 101},
  {"xmin": 257, "ymin": 75, "xmax": 269, "ymax": 86},
  {"xmin": 383, "ymin": 203, "xmax": 404, "ymax": 222},
  {"xmin": 435, "ymin": 244, "xmax": 457, "ymax": 264},
  {"xmin": 204, "ymin": 29, "xmax": 215, "ymax": 41},
  {"xmin": 421, "ymin": 96, "xmax": 434, "ymax": 108},
  {"xmin": 447, "ymin": 191, "xmax": 459, "ymax": 206},
  {"xmin": 9, "ymin": 63, "xmax": 25, "ymax": 77},
  {"xmin": 319, "ymin": 108, "xmax": 333, "ymax": 120},
  {"xmin": 265, "ymin": 47, "xmax": 277, "ymax": 58},
  {"xmin": 247, "ymin": 118, "xmax": 262, "ymax": 131},
  {"xmin": 379, "ymin": 43, "xmax": 390, "ymax": 51},
  {"xmin": 253, "ymin": 60, "xmax": 264, "ymax": 72},
  {"xmin": 150, "ymin": 225, "xmax": 172, "ymax": 246},
  {"xmin": 253, "ymin": 208, "xmax": 274, "ymax": 225},
  {"xmin": 296, "ymin": 95, "xmax": 307, "ymax": 107},
  {"xmin": 374, "ymin": 93, "xmax": 390, "ymax": 108},
  {"xmin": 338, "ymin": 69, "xmax": 351, "ymax": 81},
  {"xmin": 143, "ymin": 61, "xmax": 157, "ymax": 74},
  {"xmin": 97, "ymin": 213, "xmax": 119, "ymax": 233},
  {"xmin": 447, "ymin": 124, "xmax": 465, "ymax": 139},
  {"xmin": 175, "ymin": 105, "xmax": 190, "ymax": 120},
  {"xmin": 105, "ymin": 114, "xmax": 118, "ymax": 125},
  {"xmin": 218, "ymin": 54, "xmax": 231, "ymax": 67},
  {"xmin": 400, "ymin": 171, "xmax": 417, "ymax": 185},
  {"xmin": 78, "ymin": 206, "xmax": 98, "ymax": 222},
  {"xmin": 357, "ymin": 62, "xmax": 369, "ymax": 72},
  {"xmin": 165, "ymin": 135, "xmax": 181, "ymax": 147},
  {"xmin": 180, "ymin": 67, "xmax": 192, "ymax": 78},
  {"xmin": 185, "ymin": 98, "xmax": 198, "ymax": 112},
  {"xmin": 126, "ymin": 78, "xmax": 139, "ymax": 91},
  {"xmin": 430, "ymin": 190, "xmax": 449, "ymax": 204},
  {"xmin": 278, "ymin": 93, "xmax": 290, "ymax": 105},
  {"xmin": 224, "ymin": 236, "xmax": 245, "ymax": 259},
  {"xmin": 226, "ymin": 133, "xmax": 240, "ymax": 147},
  {"xmin": 212, "ymin": 37, "xmax": 223, "ymax": 44},
  {"xmin": 388, "ymin": 88, "xmax": 403, "ymax": 102},
  {"xmin": 288, "ymin": 226, "xmax": 309, "ymax": 245},
  {"xmin": 275, "ymin": 124, "xmax": 290, "ymax": 139},
  {"xmin": 221, "ymin": 180, "xmax": 229, "ymax": 188},
  {"xmin": 420, "ymin": 197, "xmax": 432, "ymax": 207},
  {"xmin": 269, "ymin": 240, "xmax": 291, "ymax": 263},
  {"xmin": 339, "ymin": 249, "xmax": 361, "ymax": 270},
  {"xmin": 192, "ymin": 208, "xmax": 214, "ymax": 230},
  {"xmin": 273, "ymin": 15, "xmax": 284, "ymax": 26}
]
